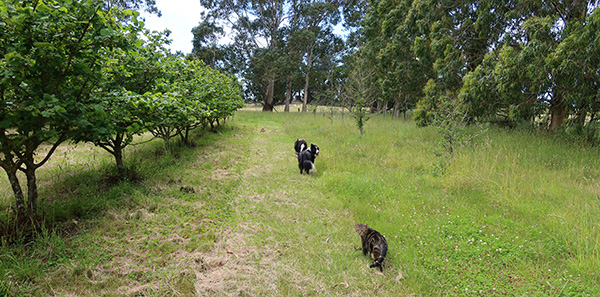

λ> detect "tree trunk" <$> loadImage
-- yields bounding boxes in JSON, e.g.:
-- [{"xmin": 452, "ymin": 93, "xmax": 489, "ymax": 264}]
[
  {"xmin": 284, "ymin": 77, "xmax": 291, "ymax": 112},
  {"xmin": 549, "ymin": 93, "xmax": 566, "ymax": 131},
  {"xmin": 24, "ymin": 162, "xmax": 38, "ymax": 216},
  {"xmin": 178, "ymin": 127, "xmax": 192, "ymax": 147},
  {"xmin": 303, "ymin": 71, "xmax": 310, "ymax": 112},
  {"xmin": 575, "ymin": 101, "xmax": 588, "ymax": 128},
  {"xmin": 112, "ymin": 132, "xmax": 126, "ymax": 179},
  {"xmin": 393, "ymin": 99, "xmax": 400, "ymax": 119},
  {"xmin": 263, "ymin": 77, "xmax": 275, "ymax": 111},
  {"xmin": 5, "ymin": 168, "xmax": 26, "ymax": 219},
  {"xmin": 302, "ymin": 45, "xmax": 315, "ymax": 112},
  {"xmin": 114, "ymin": 145, "xmax": 125, "ymax": 180}
]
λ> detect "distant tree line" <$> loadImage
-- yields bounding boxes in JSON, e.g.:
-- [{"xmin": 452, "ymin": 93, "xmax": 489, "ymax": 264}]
[
  {"xmin": 355, "ymin": 0, "xmax": 600, "ymax": 134},
  {"xmin": 193, "ymin": 0, "xmax": 599, "ymax": 137},
  {"xmin": 191, "ymin": 0, "xmax": 349, "ymax": 112},
  {"xmin": 0, "ymin": 0, "xmax": 243, "ymax": 225}
]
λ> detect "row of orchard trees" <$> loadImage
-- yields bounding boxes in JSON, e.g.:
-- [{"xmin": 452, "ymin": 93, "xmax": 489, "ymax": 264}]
[
  {"xmin": 357, "ymin": 0, "xmax": 599, "ymax": 132},
  {"xmin": 0, "ymin": 0, "xmax": 243, "ymax": 222}
]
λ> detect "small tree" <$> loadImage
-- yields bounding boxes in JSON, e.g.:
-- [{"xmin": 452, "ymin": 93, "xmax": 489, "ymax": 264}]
[
  {"xmin": 76, "ymin": 30, "xmax": 169, "ymax": 180},
  {"xmin": 429, "ymin": 81, "xmax": 482, "ymax": 174},
  {"xmin": 79, "ymin": 91, "xmax": 146, "ymax": 180},
  {"xmin": 341, "ymin": 50, "xmax": 377, "ymax": 136},
  {"xmin": 352, "ymin": 99, "xmax": 370, "ymax": 136},
  {"xmin": 137, "ymin": 92, "xmax": 191, "ymax": 154},
  {"xmin": 0, "ymin": 0, "xmax": 138, "ymax": 221}
]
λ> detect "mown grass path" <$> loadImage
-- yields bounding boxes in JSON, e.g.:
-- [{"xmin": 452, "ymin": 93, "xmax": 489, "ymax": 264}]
[
  {"xmin": 200, "ymin": 113, "xmax": 410, "ymax": 296},
  {"xmin": 204, "ymin": 111, "xmax": 600, "ymax": 296}
]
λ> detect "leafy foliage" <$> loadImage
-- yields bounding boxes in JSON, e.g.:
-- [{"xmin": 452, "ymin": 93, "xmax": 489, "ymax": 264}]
[
  {"xmin": 197, "ymin": 0, "xmax": 344, "ymax": 111},
  {"xmin": 0, "ymin": 0, "xmax": 141, "ymax": 219},
  {"xmin": 360, "ymin": 0, "xmax": 600, "ymax": 134},
  {"xmin": 0, "ymin": 0, "xmax": 243, "ymax": 225},
  {"xmin": 139, "ymin": 58, "xmax": 243, "ymax": 153}
]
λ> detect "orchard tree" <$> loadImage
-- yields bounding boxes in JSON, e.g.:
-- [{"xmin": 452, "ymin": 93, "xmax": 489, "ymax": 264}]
[
  {"xmin": 138, "ymin": 57, "xmax": 243, "ymax": 153},
  {"xmin": 105, "ymin": 0, "xmax": 161, "ymax": 16},
  {"xmin": 0, "ymin": 0, "xmax": 141, "ymax": 220},
  {"xmin": 77, "ymin": 30, "xmax": 170, "ymax": 180}
]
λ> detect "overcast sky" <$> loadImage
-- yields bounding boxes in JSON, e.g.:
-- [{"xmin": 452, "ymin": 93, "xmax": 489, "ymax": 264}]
[
  {"xmin": 139, "ymin": 0, "xmax": 204, "ymax": 54},
  {"xmin": 139, "ymin": 0, "xmax": 348, "ymax": 54}
]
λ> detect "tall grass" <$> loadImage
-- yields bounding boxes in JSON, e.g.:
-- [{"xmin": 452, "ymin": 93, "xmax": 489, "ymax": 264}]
[
  {"xmin": 277, "ymin": 112, "xmax": 600, "ymax": 295},
  {"xmin": 0, "ymin": 109, "xmax": 598, "ymax": 296}
]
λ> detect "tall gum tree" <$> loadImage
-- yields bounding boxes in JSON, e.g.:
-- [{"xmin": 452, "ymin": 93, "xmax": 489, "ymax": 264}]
[
  {"xmin": 199, "ymin": 0, "xmax": 342, "ymax": 111},
  {"xmin": 296, "ymin": 1, "xmax": 340, "ymax": 112},
  {"xmin": 199, "ymin": 0, "xmax": 285, "ymax": 111}
]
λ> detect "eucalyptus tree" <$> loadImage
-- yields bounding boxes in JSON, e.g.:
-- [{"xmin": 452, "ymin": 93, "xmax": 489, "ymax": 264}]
[
  {"xmin": 549, "ymin": 8, "xmax": 600, "ymax": 130},
  {"xmin": 529, "ymin": 0, "xmax": 598, "ymax": 130},
  {"xmin": 191, "ymin": 20, "xmax": 226, "ymax": 68},
  {"xmin": 280, "ymin": 32, "xmax": 305, "ymax": 112},
  {"xmin": 295, "ymin": 0, "xmax": 340, "ymax": 112},
  {"xmin": 280, "ymin": 1, "xmax": 305, "ymax": 112},
  {"xmin": 199, "ymin": 0, "xmax": 287, "ymax": 111},
  {"xmin": 0, "ymin": 0, "xmax": 141, "ymax": 220},
  {"xmin": 199, "ymin": 0, "xmax": 343, "ymax": 111},
  {"xmin": 307, "ymin": 33, "xmax": 346, "ymax": 107},
  {"xmin": 460, "ymin": 1, "xmax": 599, "ymax": 131},
  {"xmin": 406, "ymin": 0, "xmax": 518, "ymax": 125},
  {"xmin": 375, "ymin": 0, "xmax": 432, "ymax": 119}
]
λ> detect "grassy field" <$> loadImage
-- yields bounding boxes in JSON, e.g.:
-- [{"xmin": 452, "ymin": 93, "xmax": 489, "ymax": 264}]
[{"xmin": 1, "ymin": 109, "xmax": 599, "ymax": 296}]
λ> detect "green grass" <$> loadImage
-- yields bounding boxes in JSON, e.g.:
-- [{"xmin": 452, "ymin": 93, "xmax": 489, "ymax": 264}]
[{"xmin": 0, "ymin": 110, "xmax": 599, "ymax": 296}]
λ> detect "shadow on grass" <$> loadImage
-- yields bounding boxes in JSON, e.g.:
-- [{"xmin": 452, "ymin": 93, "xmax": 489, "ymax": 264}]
[{"xmin": 0, "ymin": 125, "xmax": 235, "ymax": 243}]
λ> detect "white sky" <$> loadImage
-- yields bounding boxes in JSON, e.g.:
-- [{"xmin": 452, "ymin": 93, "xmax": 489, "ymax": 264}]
[
  {"xmin": 139, "ymin": 0, "xmax": 204, "ymax": 54},
  {"xmin": 138, "ymin": 0, "xmax": 348, "ymax": 54}
]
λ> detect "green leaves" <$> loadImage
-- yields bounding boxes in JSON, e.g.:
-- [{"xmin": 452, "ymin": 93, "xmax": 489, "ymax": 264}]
[{"xmin": 0, "ymin": 0, "xmax": 146, "ymax": 217}]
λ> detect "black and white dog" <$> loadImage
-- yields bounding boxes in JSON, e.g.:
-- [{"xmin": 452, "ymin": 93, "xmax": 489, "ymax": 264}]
[
  {"xmin": 294, "ymin": 139, "xmax": 308, "ymax": 155},
  {"xmin": 298, "ymin": 144, "xmax": 319, "ymax": 174}
]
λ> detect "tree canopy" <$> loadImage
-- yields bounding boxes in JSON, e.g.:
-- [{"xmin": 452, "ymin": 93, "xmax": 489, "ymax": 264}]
[
  {"xmin": 352, "ymin": 0, "xmax": 599, "ymax": 133},
  {"xmin": 194, "ymin": 0, "xmax": 346, "ymax": 111},
  {"xmin": 0, "ymin": 0, "xmax": 243, "ymax": 224}
]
